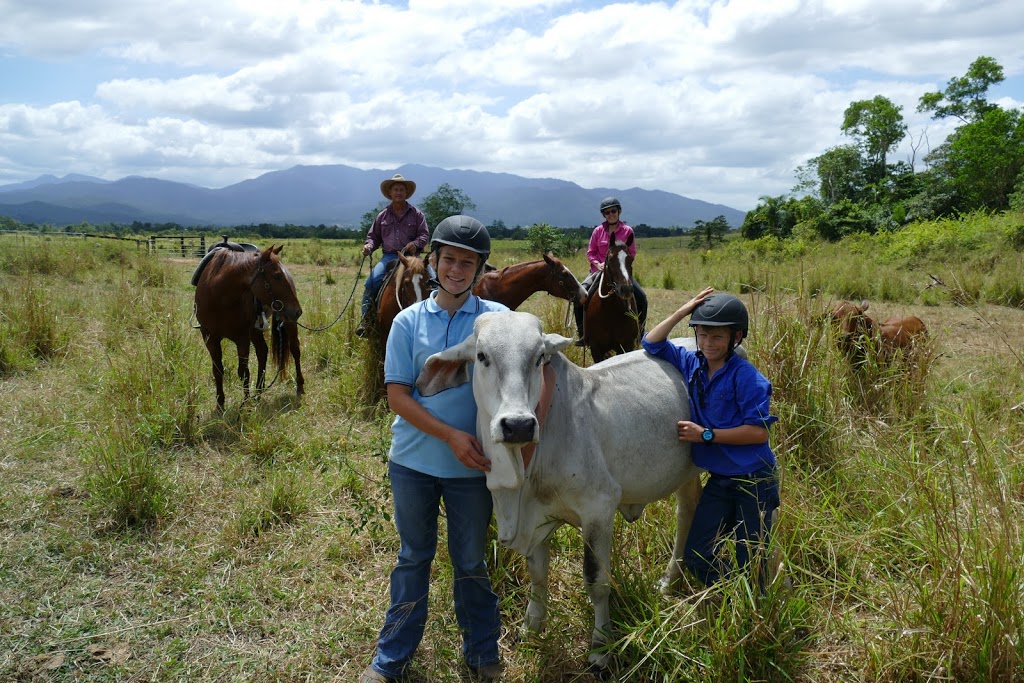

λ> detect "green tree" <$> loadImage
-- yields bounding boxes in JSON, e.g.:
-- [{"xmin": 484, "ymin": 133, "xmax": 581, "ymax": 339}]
[
  {"xmin": 420, "ymin": 184, "xmax": 476, "ymax": 230},
  {"xmin": 360, "ymin": 201, "xmax": 388, "ymax": 234},
  {"xmin": 688, "ymin": 215, "xmax": 730, "ymax": 250},
  {"xmin": 796, "ymin": 145, "xmax": 866, "ymax": 206},
  {"xmin": 842, "ymin": 95, "xmax": 907, "ymax": 174},
  {"xmin": 918, "ymin": 55, "xmax": 1005, "ymax": 124},
  {"xmin": 942, "ymin": 107, "xmax": 1024, "ymax": 210},
  {"xmin": 741, "ymin": 195, "xmax": 809, "ymax": 240},
  {"xmin": 526, "ymin": 223, "xmax": 564, "ymax": 256}
]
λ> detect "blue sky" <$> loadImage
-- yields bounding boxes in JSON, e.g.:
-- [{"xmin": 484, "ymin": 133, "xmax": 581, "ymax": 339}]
[{"xmin": 1, "ymin": 0, "xmax": 1022, "ymax": 212}]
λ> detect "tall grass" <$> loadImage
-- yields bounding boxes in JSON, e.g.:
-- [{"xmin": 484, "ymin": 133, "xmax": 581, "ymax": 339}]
[
  {"xmin": 85, "ymin": 431, "xmax": 174, "ymax": 529},
  {"xmin": 2, "ymin": 219, "xmax": 1024, "ymax": 682}
]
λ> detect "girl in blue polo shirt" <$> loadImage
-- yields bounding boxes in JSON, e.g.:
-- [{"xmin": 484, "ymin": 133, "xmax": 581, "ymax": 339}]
[
  {"xmin": 361, "ymin": 216, "xmax": 507, "ymax": 683},
  {"xmin": 641, "ymin": 287, "xmax": 779, "ymax": 588}
]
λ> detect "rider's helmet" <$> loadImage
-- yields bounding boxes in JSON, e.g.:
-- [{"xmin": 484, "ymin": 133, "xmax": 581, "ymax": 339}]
[
  {"xmin": 599, "ymin": 197, "xmax": 622, "ymax": 215},
  {"xmin": 431, "ymin": 215, "xmax": 491, "ymax": 278},
  {"xmin": 689, "ymin": 293, "xmax": 749, "ymax": 343}
]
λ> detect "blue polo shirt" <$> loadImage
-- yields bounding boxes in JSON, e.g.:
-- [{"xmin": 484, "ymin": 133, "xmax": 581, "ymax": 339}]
[
  {"xmin": 642, "ymin": 337, "xmax": 777, "ymax": 476},
  {"xmin": 384, "ymin": 292, "xmax": 509, "ymax": 478}
]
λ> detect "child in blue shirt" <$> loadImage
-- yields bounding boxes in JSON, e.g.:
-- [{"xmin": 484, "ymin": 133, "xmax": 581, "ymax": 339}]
[{"xmin": 642, "ymin": 287, "xmax": 779, "ymax": 588}]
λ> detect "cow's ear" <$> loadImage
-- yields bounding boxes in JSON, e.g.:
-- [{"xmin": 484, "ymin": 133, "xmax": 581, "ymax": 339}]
[
  {"xmin": 542, "ymin": 333, "xmax": 572, "ymax": 357},
  {"xmin": 416, "ymin": 336, "xmax": 477, "ymax": 396},
  {"xmin": 416, "ymin": 358, "xmax": 470, "ymax": 396}
]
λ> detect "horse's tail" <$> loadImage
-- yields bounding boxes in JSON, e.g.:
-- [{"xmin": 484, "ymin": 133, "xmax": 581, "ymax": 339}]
[{"xmin": 271, "ymin": 314, "xmax": 289, "ymax": 379}]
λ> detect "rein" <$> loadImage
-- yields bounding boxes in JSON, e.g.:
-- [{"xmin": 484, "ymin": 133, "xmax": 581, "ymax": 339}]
[{"xmin": 393, "ymin": 260, "xmax": 409, "ymax": 311}]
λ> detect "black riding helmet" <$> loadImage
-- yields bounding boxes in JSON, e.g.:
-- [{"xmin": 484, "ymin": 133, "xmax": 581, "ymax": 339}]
[
  {"xmin": 430, "ymin": 215, "xmax": 491, "ymax": 295},
  {"xmin": 689, "ymin": 293, "xmax": 749, "ymax": 344},
  {"xmin": 599, "ymin": 197, "xmax": 622, "ymax": 213}
]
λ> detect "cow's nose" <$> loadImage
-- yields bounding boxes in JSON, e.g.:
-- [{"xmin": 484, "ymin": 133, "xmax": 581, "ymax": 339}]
[{"xmin": 499, "ymin": 415, "xmax": 537, "ymax": 443}]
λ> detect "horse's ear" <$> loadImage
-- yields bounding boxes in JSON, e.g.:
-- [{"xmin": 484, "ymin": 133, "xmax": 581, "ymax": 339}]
[
  {"xmin": 543, "ymin": 252, "xmax": 556, "ymax": 265},
  {"xmin": 273, "ymin": 245, "xmax": 284, "ymax": 255},
  {"xmin": 625, "ymin": 232, "xmax": 635, "ymax": 247}
]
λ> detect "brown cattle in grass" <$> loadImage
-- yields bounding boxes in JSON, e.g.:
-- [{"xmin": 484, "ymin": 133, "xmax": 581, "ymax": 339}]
[{"xmin": 827, "ymin": 300, "xmax": 928, "ymax": 364}]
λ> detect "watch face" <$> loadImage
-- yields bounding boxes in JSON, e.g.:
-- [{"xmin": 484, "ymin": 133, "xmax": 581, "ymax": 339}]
[{"xmin": 702, "ymin": 428, "xmax": 713, "ymax": 442}]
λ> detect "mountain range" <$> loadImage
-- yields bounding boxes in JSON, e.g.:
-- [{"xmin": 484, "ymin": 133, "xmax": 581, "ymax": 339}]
[{"xmin": 0, "ymin": 163, "xmax": 747, "ymax": 229}]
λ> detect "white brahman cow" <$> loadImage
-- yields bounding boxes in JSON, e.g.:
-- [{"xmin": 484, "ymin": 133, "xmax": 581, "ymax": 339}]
[{"xmin": 416, "ymin": 310, "xmax": 704, "ymax": 669}]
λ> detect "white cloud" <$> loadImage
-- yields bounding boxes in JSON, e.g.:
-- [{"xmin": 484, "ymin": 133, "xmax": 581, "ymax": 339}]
[{"xmin": 1, "ymin": 0, "xmax": 1022, "ymax": 210}]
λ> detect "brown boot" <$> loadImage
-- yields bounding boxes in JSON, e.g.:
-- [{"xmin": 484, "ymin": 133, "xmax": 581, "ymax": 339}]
[{"xmin": 358, "ymin": 665, "xmax": 394, "ymax": 683}]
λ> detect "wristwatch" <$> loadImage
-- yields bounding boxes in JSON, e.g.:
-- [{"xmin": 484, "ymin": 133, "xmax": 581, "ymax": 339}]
[{"xmin": 701, "ymin": 427, "xmax": 714, "ymax": 443}]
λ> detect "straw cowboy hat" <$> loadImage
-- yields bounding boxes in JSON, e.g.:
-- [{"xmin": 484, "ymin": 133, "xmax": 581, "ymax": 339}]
[{"xmin": 380, "ymin": 173, "xmax": 416, "ymax": 199}]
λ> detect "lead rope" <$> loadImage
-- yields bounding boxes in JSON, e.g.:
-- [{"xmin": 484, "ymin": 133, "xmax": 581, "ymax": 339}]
[{"xmin": 294, "ymin": 253, "xmax": 370, "ymax": 333}]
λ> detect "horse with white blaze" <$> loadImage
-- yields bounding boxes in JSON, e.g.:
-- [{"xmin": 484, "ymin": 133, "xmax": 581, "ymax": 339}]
[{"xmin": 416, "ymin": 311, "xmax": 703, "ymax": 669}]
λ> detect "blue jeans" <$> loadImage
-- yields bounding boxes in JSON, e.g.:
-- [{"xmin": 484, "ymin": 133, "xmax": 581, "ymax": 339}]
[
  {"xmin": 685, "ymin": 466, "xmax": 779, "ymax": 588},
  {"xmin": 371, "ymin": 461, "xmax": 501, "ymax": 679},
  {"xmin": 361, "ymin": 252, "xmax": 398, "ymax": 318}
]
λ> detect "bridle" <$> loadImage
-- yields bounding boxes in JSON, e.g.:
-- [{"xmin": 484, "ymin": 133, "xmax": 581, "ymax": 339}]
[
  {"xmin": 251, "ymin": 260, "xmax": 287, "ymax": 313},
  {"xmin": 596, "ymin": 250, "xmax": 634, "ymax": 304}
]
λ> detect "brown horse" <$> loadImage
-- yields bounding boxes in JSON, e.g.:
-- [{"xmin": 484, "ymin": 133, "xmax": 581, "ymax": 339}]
[
  {"xmin": 473, "ymin": 252, "xmax": 585, "ymax": 310},
  {"xmin": 194, "ymin": 245, "xmax": 304, "ymax": 410},
  {"xmin": 375, "ymin": 248, "xmax": 431, "ymax": 344},
  {"xmin": 583, "ymin": 234, "xmax": 640, "ymax": 363}
]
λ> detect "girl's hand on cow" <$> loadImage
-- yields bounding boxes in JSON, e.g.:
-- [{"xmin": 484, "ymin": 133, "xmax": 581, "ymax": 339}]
[
  {"xmin": 447, "ymin": 429, "xmax": 491, "ymax": 472},
  {"xmin": 677, "ymin": 420, "xmax": 703, "ymax": 443}
]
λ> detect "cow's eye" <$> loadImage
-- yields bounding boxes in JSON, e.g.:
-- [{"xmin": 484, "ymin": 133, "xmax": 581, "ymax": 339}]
[{"xmin": 476, "ymin": 352, "xmax": 490, "ymax": 367}]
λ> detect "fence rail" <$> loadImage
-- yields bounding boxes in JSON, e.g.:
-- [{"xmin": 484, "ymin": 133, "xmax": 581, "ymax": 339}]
[
  {"xmin": 0, "ymin": 231, "xmax": 226, "ymax": 260},
  {"xmin": 146, "ymin": 235, "xmax": 208, "ymax": 259}
]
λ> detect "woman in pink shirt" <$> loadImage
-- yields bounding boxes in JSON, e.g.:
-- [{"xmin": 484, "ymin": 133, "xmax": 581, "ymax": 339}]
[{"xmin": 573, "ymin": 197, "xmax": 648, "ymax": 346}]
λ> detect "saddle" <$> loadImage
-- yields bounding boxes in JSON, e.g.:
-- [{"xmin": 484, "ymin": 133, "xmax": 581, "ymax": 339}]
[
  {"xmin": 190, "ymin": 238, "xmax": 266, "ymax": 331},
  {"xmin": 190, "ymin": 237, "xmax": 259, "ymax": 286}
]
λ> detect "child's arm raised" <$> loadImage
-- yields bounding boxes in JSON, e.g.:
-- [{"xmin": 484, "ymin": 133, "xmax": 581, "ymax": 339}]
[{"xmin": 644, "ymin": 286, "xmax": 715, "ymax": 343}]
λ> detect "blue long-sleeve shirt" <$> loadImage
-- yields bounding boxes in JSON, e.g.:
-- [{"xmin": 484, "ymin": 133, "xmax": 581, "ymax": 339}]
[{"xmin": 642, "ymin": 337, "xmax": 777, "ymax": 476}]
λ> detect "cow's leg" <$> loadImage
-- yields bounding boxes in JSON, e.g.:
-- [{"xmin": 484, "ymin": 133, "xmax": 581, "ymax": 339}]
[
  {"xmin": 582, "ymin": 518, "xmax": 615, "ymax": 670},
  {"xmin": 522, "ymin": 541, "xmax": 551, "ymax": 636},
  {"xmin": 661, "ymin": 475, "xmax": 704, "ymax": 593},
  {"xmin": 251, "ymin": 329, "xmax": 269, "ymax": 395},
  {"xmin": 204, "ymin": 333, "xmax": 226, "ymax": 411}
]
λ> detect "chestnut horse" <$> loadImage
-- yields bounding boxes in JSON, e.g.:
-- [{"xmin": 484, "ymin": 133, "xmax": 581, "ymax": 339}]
[
  {"xmin": 374, "ymin": 248, "xmax": 431, "ymax": 344},
  {"xmin": 194, "ymin": 245, "xmax": 304, "ymax": 410},
  {"xmin": 473, "ymin": 252, "xmax": 585, "ymax": 310},
  {"xmin": 583, "ymin": 234, "xmax": 640, "ymax": 363}
]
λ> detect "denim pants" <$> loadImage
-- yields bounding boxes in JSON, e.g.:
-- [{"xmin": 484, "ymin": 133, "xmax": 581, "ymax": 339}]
[
  {"xmin": 684, "ymin": 466, "xmax": 780, "ymax": 588},
  {"xmin": 371, "ymin": 461, "xmax": 501, "ymax": 679},
  {"xmin": 361, "ymin": 252, "xmax": 398, "ymax": 317}
]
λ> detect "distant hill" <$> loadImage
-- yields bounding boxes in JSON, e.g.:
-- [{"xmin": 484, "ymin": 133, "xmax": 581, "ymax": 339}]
[{"xmin": 0, "ymin": 164, "xmax": 747, "ymax": 229}]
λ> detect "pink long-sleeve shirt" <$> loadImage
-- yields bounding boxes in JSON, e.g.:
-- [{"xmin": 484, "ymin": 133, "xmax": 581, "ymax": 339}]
[{"xmin": 586, "ymin": 222, "xmax": 637, "ymax": 273}]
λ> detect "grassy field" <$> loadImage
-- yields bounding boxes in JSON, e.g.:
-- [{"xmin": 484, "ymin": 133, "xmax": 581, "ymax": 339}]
[{"xmin": 2, "ymin": 215, "xmax": 1023, "ymax": 682}]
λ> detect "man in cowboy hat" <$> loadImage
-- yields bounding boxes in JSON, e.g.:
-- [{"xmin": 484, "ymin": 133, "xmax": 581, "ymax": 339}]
[{"xmin": 357, "ymin": 173, "xmax": 430, "ymax": 337}]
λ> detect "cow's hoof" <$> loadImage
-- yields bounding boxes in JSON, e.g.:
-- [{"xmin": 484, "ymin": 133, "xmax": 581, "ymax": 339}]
[
  {"xmin": 586, "ymin": 657, "xmax": 612, "ymax": 679},
  {"xmin": 657, "ymin": 573, "xmax": 685, "ymax": 595}
]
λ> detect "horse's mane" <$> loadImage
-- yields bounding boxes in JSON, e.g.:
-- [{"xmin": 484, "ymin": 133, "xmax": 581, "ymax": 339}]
[{"xmin": 490, "ymin": 259, "xmax": 544, "ymax": 276}]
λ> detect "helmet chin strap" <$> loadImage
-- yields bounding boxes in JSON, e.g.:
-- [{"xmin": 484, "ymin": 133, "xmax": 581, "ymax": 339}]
[{"xmin": 430, "ymin": 278, "xmax": 473, "ymax": 299}]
